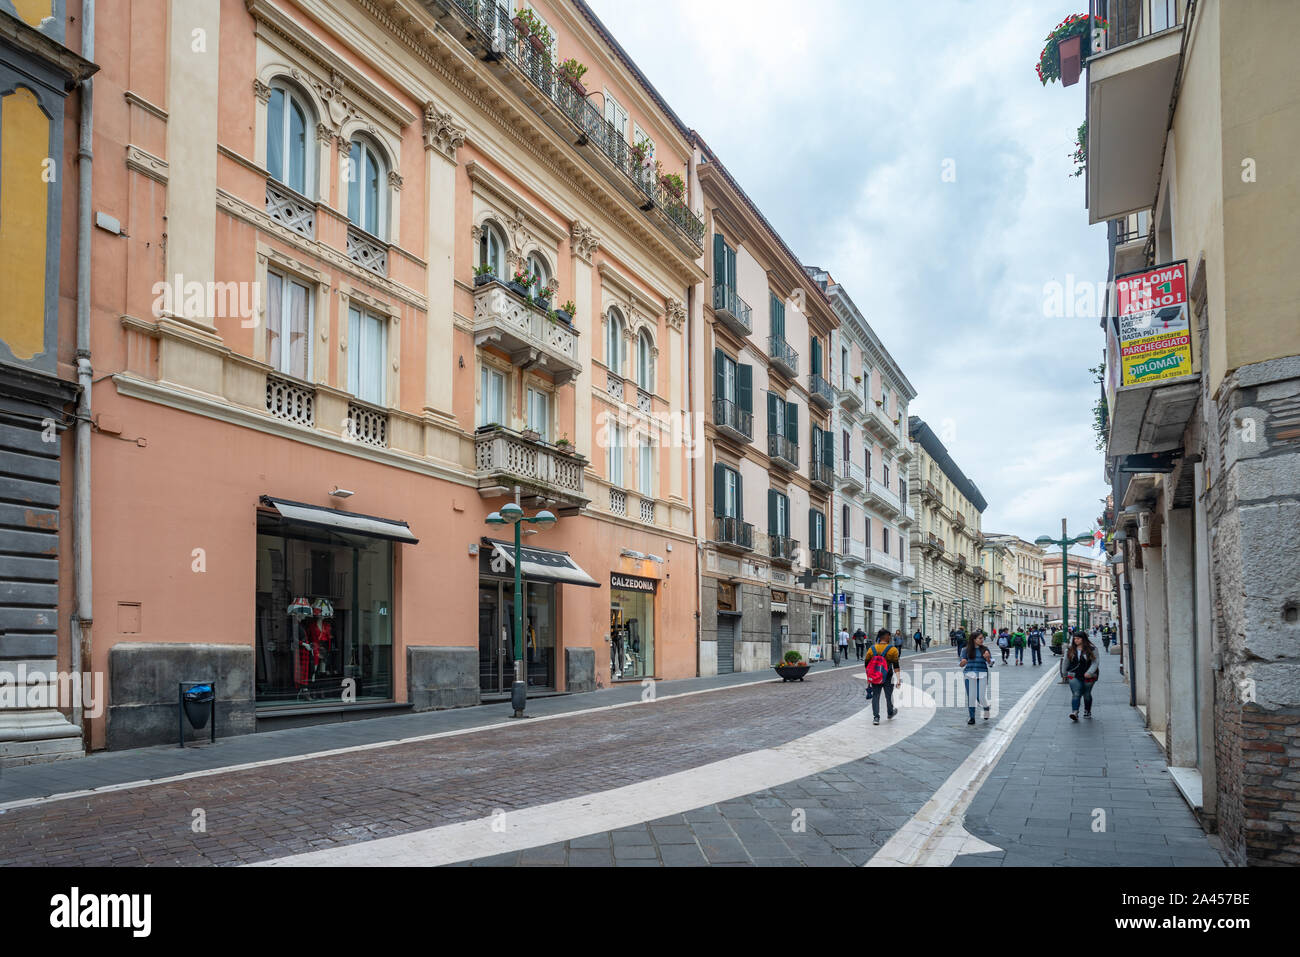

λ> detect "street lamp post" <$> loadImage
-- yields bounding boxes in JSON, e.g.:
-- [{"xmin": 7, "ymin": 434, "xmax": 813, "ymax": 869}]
[
  {"xmin": 911, "ymin": 588, "xmax": 933, "ymax": 644},
  {"xmin": 1068, "ymin": 572, "xmax": 1097, "ymax": 631},
  {"xmin": 1035, "ymin": 519, "xmax": 1094, "ymax": 639},
  {"xmin": 818, "ymin": 572, "xmax": 848, "ymax": 664},
  {"xmin": 485, "ymin": 495, "xmax": 557, "ymax": 719}
]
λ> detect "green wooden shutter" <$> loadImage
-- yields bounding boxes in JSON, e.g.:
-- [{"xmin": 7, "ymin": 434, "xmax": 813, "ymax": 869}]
[
  {"xmin": 726, "ymin": 244, "xmax": 737, "ymax": 291},
  {"xmin": 770, "ymin": 294, "xmax": 785, "ymax": 341},
  {"xmin": 768, "ymin": 489, "xmax": 778, "ymax": 536},
  {"xmin": 786, "ymin": 400, "xmax": 798, "ymax": 445},
  {"xmin": 809, "ymin": 508, "xmax": 817, "ymax": 550},
  {"xmin": 767, "ymin": 391, "xmax": 778, "ymax": 437},
  {"xmin": 811, "ymin": 336, "xmax": 822, "ymax": 376},
  {"xmin": 713, "ymin": 462, "xmax": 724, "ymax": 517},
  {"xmin": 713, "ymin": 234, "xmax": 725, "ymax": 288},
  {"xmin": 737, "ymin": 363, "xmax": 752, "ymax": 414},
  {"xmin": 714, "ymin": 348, "xmax": 725, "ymax": 403}
]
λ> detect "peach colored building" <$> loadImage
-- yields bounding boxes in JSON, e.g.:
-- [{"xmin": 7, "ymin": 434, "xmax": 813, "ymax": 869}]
[{"xmin": 78, "ymin": 0, "xmax": 706, "ymax": 750}]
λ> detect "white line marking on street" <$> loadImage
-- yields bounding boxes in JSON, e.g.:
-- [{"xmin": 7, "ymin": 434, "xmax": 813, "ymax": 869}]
[
  {"xmin": 252, "ymin": 687, "xmax": 940, "ymax": 866},
  {"xmin": 0, "ymin": 662, "xmax": 864, "ymax": 814},
  {"xmin": 865, "ymin": 665, "xmax": 1060, "ymax": 867}
]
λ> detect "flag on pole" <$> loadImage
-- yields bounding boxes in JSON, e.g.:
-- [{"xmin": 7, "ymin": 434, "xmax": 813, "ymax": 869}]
[{"xmin": 1089, "ymin": 529, "xmax": 1105, "ymax": 560}]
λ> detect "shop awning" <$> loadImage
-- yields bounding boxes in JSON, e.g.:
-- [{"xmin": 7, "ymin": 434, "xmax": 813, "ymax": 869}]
[
  {"xmin": 484, "ymin": 539, "xmax": 600, "ymax": 587},
  {"xmin": 261, "ymin": 496, "xmax": 419, "ymax": 544}
]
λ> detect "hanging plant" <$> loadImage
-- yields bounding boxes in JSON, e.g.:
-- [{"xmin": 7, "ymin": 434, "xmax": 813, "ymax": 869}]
[
  {"xmin": 1071, "ymin": 120, "xmax": 1087, "ymax": 178},
  {"xmin": 1035, "ymin": 14, "xmax": 1106, "ymax": 85}
]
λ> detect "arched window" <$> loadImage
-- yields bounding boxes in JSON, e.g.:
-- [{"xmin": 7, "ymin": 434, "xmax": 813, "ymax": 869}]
[
  {"xmin": 347, "ymin": 136, "xmax": 388, "ymax": 239},
  {"xmin": 526, "ymin": 252, "xmax": 551, "ymax": 293},
  {"xmin": 636, "ymin": 329, "xmax": 654, "ymax": 391},
  {"xmin": 478, "ymin": 222, "xmax": 506, "ymax": 278},
  {"xmin": 606, "ymin": 307, "xmax": 625, "ymax": 372},
  {"xmin": 267, "ymin": 81, "xmax": 315, "ymax": 197}
]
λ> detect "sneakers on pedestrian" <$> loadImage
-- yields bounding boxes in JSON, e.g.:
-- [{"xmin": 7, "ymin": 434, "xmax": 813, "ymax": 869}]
[
  {"xmin": 873, "ymin": 716, "xmax": 880, "ymax": 725},
  {"xmin": 967, "ymin": 716, "xmax": 975, "ymax": 725},
  {"xmin": 1084, "ymin": 711, "xmax": 1092, "ymax": 719},
  {"xmin": 983, "ymin": 709, "xmax": 990, "ymax": 720},
  {"xmin": 1069, "ymin": 712, "xmax": 1079, "ymax": 722},
  {"xmin": 888, "ymin": 708, "xmax": 898, "ymax": 719}
]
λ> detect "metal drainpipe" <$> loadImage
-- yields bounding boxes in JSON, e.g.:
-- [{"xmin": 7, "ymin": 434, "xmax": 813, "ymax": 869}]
[
  {"xmin": 72, "ymin": 0, "xmax": 96, "ymax": 739},
  {"xmin": 687, "ymin": 276, "xmax": 699, "ymax": 680},
  {"xmin": 1123, "ymin": 546, "xmax": 1137, "ymax": 708}
]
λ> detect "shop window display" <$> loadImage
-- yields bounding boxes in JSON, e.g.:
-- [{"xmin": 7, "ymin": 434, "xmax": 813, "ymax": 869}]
[
  {"xmin": 255, "ymin": 515, "xmax": 393, "ymax": 706},
  {"xmin": 609, "ymin": 586, "xmax": 654, "ymax": 680}
]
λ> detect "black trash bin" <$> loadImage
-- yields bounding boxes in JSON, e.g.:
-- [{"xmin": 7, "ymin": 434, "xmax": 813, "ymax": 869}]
[{"xmin": 179, "ymin": 681, "xmax": 217, "ymax": 747}]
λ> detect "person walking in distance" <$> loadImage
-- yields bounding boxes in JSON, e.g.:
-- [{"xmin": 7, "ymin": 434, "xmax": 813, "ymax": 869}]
[
  {"xmin": 1101, "ymin": 627, "xmax": 1111, "ymax": 654},
  {"xmin": 892, "ymin": 627, "xmax": 906, "ymax": 663},
  {"xmin": 959, "ymin": 630, "xmax": 994, "ymax": 725},
  {"xmin": 1027, "ymin": 626, "xmax": 1044, "ymax": 666},
  {"xmin": 1065, "ymin": 631, "xmax": 1100, "ymax": 721},
  {"xmin": 1012, "ymin": 627, "xmax": 1026, "ymax": 666},
  {"xmin": 913, "ymin": 628, "xmax": 924, "ymax": 652},
  {"xmin": 837, "ymin": 626, "xmax": 850, "ymax": 663},
  {"xmin": 865, "ymin": 628, "xmax": 901, "ymax": 726},
  {"xmin": 852, "ymin": 626, "xmax": 866, "ymax": 661},
  {"xmin": 996, "ymin": 628, "xmax": 1011, "ymax": 664}
]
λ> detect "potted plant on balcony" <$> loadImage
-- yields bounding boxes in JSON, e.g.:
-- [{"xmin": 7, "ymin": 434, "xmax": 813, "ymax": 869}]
[
  {"xmin": 658, "ymin": 169, "xmax": 685, "ymax": 201},
  {"xmin": 558, "ymin": 58, "xmax": 588, "ymax": 96},
  {"xmin": 511, "ymin": 9, "xmax": 529, "ymax": 36},
  {"xmin": 1035, "ymin": 13, "xmax": 1105, "ymax": 87},
  {"xmin": 774, "ymin": 649, "xmax": 811, "ymax": 682},
  {"xmin": 554, "ymin": 299, "xmax": 576, "ymax": 325},
  {"xmin": 509, "ymin": 265, "xmax": 535, "ymax": 300},
  {"xmin": 554, "ymin": 433, "xmax": 572, "ymax": 451},
  {"xmin": 514, "ymin": 8, "xmax": 550, "ymax": 54},
  {"xmin": 520, "ymin": 427, "xmax": 541, "ymax": 442},
  {"xmin": 473, "ymin": 262, "xmax": 497, "ymax": 287}
]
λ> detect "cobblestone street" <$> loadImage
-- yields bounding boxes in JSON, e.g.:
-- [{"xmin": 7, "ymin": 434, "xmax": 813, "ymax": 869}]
[{"xmin": 0, "ymin": 649, "xmax": 1223, "ymax": 867}]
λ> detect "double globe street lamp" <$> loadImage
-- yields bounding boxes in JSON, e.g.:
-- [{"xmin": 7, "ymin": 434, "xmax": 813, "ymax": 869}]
[{"xmin": 485, "ymin": 500, "xmax": 557, "ymax": 718}]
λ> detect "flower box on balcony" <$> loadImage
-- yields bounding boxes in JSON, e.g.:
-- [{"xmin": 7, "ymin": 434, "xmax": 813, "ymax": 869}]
[{"xmin": 659, "ymin": 173, "xmax": 685, "ymax": 201}]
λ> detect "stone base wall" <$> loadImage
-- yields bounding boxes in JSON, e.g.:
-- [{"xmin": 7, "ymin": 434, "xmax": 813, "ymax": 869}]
[
  {"xmin": 407, "ymin": 646, "xmax": 479, "ymax": 711},
  {"xmin": 565, "ymin": 647, "xmax": 595, "ymax": 693},
  {"xmin": 107, "ymin": 642, "xmax": 255, "ymax": 750}
]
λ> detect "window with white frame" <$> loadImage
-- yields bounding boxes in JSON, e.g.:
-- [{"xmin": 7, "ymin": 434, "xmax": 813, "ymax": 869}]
[
  {"xmin": 638, "ymin": 436, "xmax": 653, "ymax": 496},
  {"xmin": 606, "ymin": 307, "xmax": 626, "ymax": 372},
  {"xmin": 526, "ymin": 252, "xmax": 551, "ymax": 294},
  {"xmin": 346, "ymin": 305, "xmax": 387, "ymax": 406},
  {"xmin": 266, "ymin": 81, "xmax": 315, "ymax": 198},
  {"xmin": 479, "ymin": 221, "xmax": 507, "ymax": 278},
  {"xmin": 347, "ymin": 137, "xmax": 388, "ymax": 239},
  {"xmin": 526, "ymin": 386, "xmax": 550, "ymax": 441},
  {"xmin": 636, "ymin": 329, "xmax": 654, "ymax": 392},
  {"xmin": 608, "ymin": 422, "xmax": 625, "ymax": 485},
  {"xmin": 479, "ymin": 364, "xmax": 507, "ymax": 427},
  {"xmin": 605, "ymin": 92, "xmax": 628, "ymax": 141},
  {"xmin": 266, "ymin": 269, "xmax": 313, "ymax": 380}
]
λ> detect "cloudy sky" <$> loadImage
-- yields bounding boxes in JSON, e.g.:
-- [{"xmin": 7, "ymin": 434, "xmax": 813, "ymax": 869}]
[{"xmin": 588, "ymin": 0, "xmax": 1112, "ymax": 542}]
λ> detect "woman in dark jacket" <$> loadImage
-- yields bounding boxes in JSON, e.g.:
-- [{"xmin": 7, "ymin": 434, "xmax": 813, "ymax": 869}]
[
  {"xmin": 1065, "ymin": 631, "xmax": 1100, "ymax": 721},
  {"xmin": 958, "ymin": 631, "xmax": 994, "ymax": 725}
]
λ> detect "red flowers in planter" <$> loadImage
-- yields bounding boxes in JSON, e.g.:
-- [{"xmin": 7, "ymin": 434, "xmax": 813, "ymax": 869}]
[{"xmin": 1035, "ymin": 14, "xmax": 1107, "ymax": 86}]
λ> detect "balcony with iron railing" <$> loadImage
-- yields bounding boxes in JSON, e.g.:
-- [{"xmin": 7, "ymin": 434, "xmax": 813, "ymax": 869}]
[
  {"xmin": 809, "ymin": 373, "xmax": 834, "ymax": 409},
  {"xmin": 838, "ymin": 378, "xmax": 863, "ymax": 413},
  {"xmin": 837, "ymin": 458, "xmax": 865, "ymax": 492},
  {"xmin": 712, "ymin": 396, "xmax": 753, "ymax": 445},
  {"xmin": 713, "ymin": 515, "xmax": 754, "ymax": 553},
  {"xmin": 767, "ymin": 433, "xmax": 798, "ymax": 471},
  {"xmin": 866, "ymin": 400, "xmax": 899, "ymax": 444},
  {"xmin": 809, "ymin": 458, "xmax": 834, "ymax": 492},
  {"xmin": 865, "ymin": 547, "xmax": 903, "ymax": 578},
  {"xmin": 809, "ymin": 548, "xmax": 834, "ymax": 574},
  {"xmin": 712, "ymin": 282, "xmax": 752, "ymax": 338},
  {"xmin": 921, "ymin": 480, "xmax": 942, "ymax": 504},
  {"xmin": 1085, "ymin": 0, "xmax": 1185, "ymax": 225},
  {"xmin": 1113, "ymin": 208, "xmax": 1153, "ymax": 276},
  {"xmin": 769, "ymin": 534, "xmax": 798, "ymax": 565},
  {"xmin": 768, "ymin": 336, "xmax": 799, "ymax": 379},
  {"xmin": 867, "ymin": 478, "xmax": 901, "ymax": 517},
  {"xmin": 432, "ymin": 0, "xmax": 705, "ymax": 253},
  {"xmin": 474, "ymin": 425, "xmax": 589, "ymax": 509},
  {"xmin": 839, "ymin": 536, "xmax": 866, "ymax": 566}
]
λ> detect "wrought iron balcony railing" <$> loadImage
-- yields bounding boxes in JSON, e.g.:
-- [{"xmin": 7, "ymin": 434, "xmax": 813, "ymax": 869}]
[
  {"xmin": 714, "ymin": 515, "xmax": 754, "ymax": 551},
  {"xmin": 712, "ymin": 282, "xmax": 752, "ymax": 336},
  {"xmin": 439, "ymin": 0, "xmax": 704, "ymax": 251},
  {"xmin": 768, "ymin": 335, "xmax": 799, "ymax": 377},
  {"xmin": 712, "ymin": 396, "xmax": 753, "ymax": 443},
  {"xmin": 1092, "ymin": 0, "xmax": 1183, "ymax": 53},
  {"xmin": 809, "ymin": 373, "xmax": 834, "ymax": 408},
  {"xmin": 767, "ymin": 433, "xmax": 798, "ymax": 470},
  {"xmin": 769, "ymin": 534, "xmax": 798, "ymax": 564}
]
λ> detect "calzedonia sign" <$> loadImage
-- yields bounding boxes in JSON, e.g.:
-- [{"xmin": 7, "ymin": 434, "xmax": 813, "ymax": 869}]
[
  {"xmin": 1116, "ymin": 260, "xmax": 1194, "ymax": 387},
  {"xmin": 611, "ymin": 573, "xmax": 657, "ymax": 593}
]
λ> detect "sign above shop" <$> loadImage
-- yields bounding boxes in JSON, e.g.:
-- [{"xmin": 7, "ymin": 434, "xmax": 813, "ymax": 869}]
[
  {"xmin": 481, "ymin": 539, "xmax": 600, "ymax": 587},
  {"xmin": 1115, "ymin": 260, "xmax": 1193, "ymax": 387},
  {"xmin": 611, "ymin": 573, "xmax": 657, "ymax": 593}
]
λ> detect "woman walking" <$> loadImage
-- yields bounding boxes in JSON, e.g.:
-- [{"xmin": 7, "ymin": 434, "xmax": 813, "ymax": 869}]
[
  {"xmin": 959, "ymin": 630, "xmax": 994, "ymax": 725},
  {"xmin": 1065, "ymin": 631, "xmax": 1100, "ymax": 721}
]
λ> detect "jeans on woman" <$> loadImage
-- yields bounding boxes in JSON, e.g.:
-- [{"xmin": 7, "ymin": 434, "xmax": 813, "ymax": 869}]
[
  {"xmin": 1014, "ymin": 646, "xmax": 1024, "ymax": 663},
  {"xmin": 1068, "ymin": 677, "xmax": 1094, "ymax": 714},
  {"xmin": 964, "ymin": 672, "xmax": 990, "ymax": 719}
]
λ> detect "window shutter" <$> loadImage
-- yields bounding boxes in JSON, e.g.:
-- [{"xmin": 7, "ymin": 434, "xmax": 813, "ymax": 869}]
[
  {"xmin": 823, "ymin": 428, "xmax": 834, "ymax": 466},
  {"xmin": 811, "ymin": 337, "xmax": 822, "ymax": 376},
  {"xmin": 768, "ymin": 489, "xmax": 778, "ymax": 537},
  {"xmin": 713, "ymin": 462, "xmax": 724, "ymax": 518},
  {"xmin": 713, "ymin": 234, "xmax": 725, "ymax": 287},
  {"xmin": 809, "ymin": 508, "xmax": 817, "ymax": 550},
  {"xmin": 786, "ymin": 400, "xmax": 798, "ymax": 445},
  {"xmin": 714, "ymin": 348, "xmax": 724, "ymax": 403},
  {"xmin": 735, "ymin": 470, "xmax": 744, "ymax": 522},
  {"xmin": 767, "ymin": 391, "xmax": 778, "ymax": 437},
  {"xmin": 770, "ymin": 294, "xmax": 785, "ymax": 341},
  {"xmin": 737, "ymin": 364, "xmax": 752, "ymax": 414},
  {"xmin": 726, "ymin": 245, "xmax": 737, "ymax": 291}
]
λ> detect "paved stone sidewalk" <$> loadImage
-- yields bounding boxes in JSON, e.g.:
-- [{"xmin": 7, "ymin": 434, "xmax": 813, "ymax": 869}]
[{"xmin": 954, "ymin": 657, "xmax": 1225, "ymax": 867}]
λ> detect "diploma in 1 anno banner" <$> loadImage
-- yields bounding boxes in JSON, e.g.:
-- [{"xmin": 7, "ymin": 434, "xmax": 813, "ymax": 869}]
[{"xmin": 1116, "ymin": 260, "xmax": 1194, "ymax": 387}]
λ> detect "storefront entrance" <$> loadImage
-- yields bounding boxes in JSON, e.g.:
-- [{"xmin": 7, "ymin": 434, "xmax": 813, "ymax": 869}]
[
  {"xmin": 478, "ymin": 579, "xmax": 556, "ymax": 694},
  {"xmin": 609, "ymin": 573, "xmax": 657, "ymax": 680}
]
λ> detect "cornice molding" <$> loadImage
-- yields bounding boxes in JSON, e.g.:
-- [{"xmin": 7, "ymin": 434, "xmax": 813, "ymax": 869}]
[
  {"xmin": 125, "ymin": 144, "xmax": 168, "ymax": 184},
  {"xmin": 466, "ymin": 160, "xmax": 569, "ymax": 246}
]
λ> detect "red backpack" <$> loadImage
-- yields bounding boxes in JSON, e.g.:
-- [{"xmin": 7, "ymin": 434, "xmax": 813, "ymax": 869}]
[{"xmin": 865, "ymin": 643, "xmax": 890, "ymax": 685}]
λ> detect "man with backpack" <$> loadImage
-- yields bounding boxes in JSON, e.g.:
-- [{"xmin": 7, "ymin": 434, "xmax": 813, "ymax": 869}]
[
  {"xmin": 1027, "ymin": 627, "xmax": 1044, "ymax": 666},
  {"xmin": 1011, "ymin": 628, "xmax": 1026, "ymax": 665},
  {"xmin": 852, "ymin": 627, "xmax": 866, "ymax": 661},
  {"xmin": 996, "ymin": 629, "xmax": 1011, "ymax": 664},
  {"xmin": 865, "ymin": 628, "xmax": 901, "ymax": 726}
]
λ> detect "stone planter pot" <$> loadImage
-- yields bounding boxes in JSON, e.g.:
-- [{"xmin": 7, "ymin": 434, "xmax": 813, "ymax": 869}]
[
  {"xmin": 474, "ymin": 273, "xmax": 496, "ymax": 287},
  {"xmin": 774, "ymin": 664, "xmax": 811, "ymax": 682}
]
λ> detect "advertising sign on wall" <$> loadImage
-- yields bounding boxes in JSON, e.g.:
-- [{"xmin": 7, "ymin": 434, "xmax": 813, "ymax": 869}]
[{"xmin": 1115, "ymin": 260, "xmax": 1194, "ymax": 387}]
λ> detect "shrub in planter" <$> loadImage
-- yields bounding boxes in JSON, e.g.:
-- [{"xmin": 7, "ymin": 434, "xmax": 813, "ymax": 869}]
[
  {"xmin": 659, "ymin": 171, "xmax": 685, "ymax": 200},
  {"xmin": 1035, "ymin": 14, "xmax": 1106, "ymax": 86},
  {"xmin": 558, "ymin": 58, "xmax": 588, "ymax": 96},
  {"xmin": 783, "ymin": 650, "xmax": 803, "ymax": 665},
  {"xmin": 473, "ymin": 263, "xmax": 497, "ymax": 286}
]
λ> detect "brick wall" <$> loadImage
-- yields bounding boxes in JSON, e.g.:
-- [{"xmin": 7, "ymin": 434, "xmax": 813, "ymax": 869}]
[{"xmin": 1216, "ymin": 697, "xmax": 1300, "ymax": 865}]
